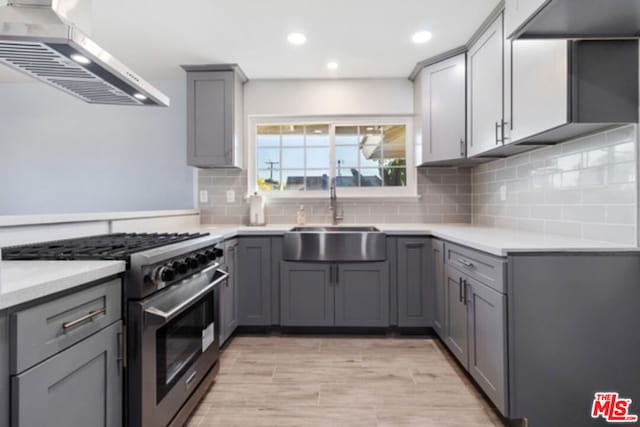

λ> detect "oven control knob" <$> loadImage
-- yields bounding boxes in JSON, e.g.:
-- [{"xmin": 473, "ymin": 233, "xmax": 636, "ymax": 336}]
[
  {"xmin": 172, "ymin": 261, "xmax": 188, "ymax": 275},
  {"xmin": 213, "ymin": 248, "xmax": 224, "ymax": 258},
  {"xmin": 196, "ymin": 253, "xmax": 208, "ymax": 265},
  {"xmin": 185, "ymin": 257, "xmax": 199, "ymax": 269},
  {"xmin": 154, "ymin": 266, "xmax": 176, "ymax": 283},
  {"xmin": 204, "ymin": 250, "xmax": 216, "ymax": 261}
]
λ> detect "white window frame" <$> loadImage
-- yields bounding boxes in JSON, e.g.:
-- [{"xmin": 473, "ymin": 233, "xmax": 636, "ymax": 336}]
[{"xmin": 247, "ymin": 116, "xmax": 417, "ymax": 199}]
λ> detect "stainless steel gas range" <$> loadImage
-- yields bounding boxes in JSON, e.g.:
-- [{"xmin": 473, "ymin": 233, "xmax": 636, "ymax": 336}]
[{"xmin": 3, "ymin": 232, "xmax": 227, "ymax": 427}]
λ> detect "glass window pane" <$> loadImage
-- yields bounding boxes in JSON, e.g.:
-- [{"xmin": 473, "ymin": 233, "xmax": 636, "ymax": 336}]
[
  {"xmin": 257, "ymin": 169, "xmax": 281, "ymax": 191},
  {"xmin": 382, "ymin": 168, "xmax": 407, "ymax": 187},
  {"xmin": 257, "ymin": 148, "xmax": 280, "ymax": 170},
  {"xmin": 281, "ymin": 170, "xmax": 306, "ymax": 191},
  {"xmin": 281, "ymin": 125, "xmax": 305, "ymax": 147},
  {"xmin": 335, "ymin": 146, "xmax": 359, "ymax": 168},
  {"xmin": 281, "ymin": 148, "xmax": 304, "ymax": 169},
  {"xmin": 306, "ymin": 125, "xmax": 329, "ymax": 146},
  {"xmin": 257, "ymin": 125, "xmax": 281, "ymax": 148},
  {"xmin": 382, "ymin": 126, "xmax": 406, "ymax": 158},
  {"xmin": 357, "ymin": 168, "xmax": 383, "ymax": 187},
  {"xmin": 359, "ymin": 149, "xmax": 381, "ymax": 168},
  {"xmin": 336, "ymin": 174, "xmax": 357, "ymax": 187},
  {"xmin": 359, "ymin": 125, "xmax": 382, "ymax": 137},
  {"xmin": 306, "ymin": 147, "xmax": 330, "ymax": 169},
  {"xmin": 305, "ymin": 170, "xmax": 330, "ymax": 191},
  {"xmin": 335, "ymin": 126, "xmax": 359, "ymax": 145}
]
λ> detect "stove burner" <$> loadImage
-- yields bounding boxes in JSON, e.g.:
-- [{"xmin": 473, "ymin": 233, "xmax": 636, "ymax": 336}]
[{"xmin": 1, "ymin": 232, "xmax": 209, "ymax": 262}]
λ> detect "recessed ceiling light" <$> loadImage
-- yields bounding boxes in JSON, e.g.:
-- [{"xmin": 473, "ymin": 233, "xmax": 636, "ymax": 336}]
[
  {"xmin": 366, "ymin": 127, "xmax": 374, "ymax": 131},
  {"xmin": 412, "ymin": 31, "xmax": 433, "ymax": 44},
  {"xmin": 326, "ymin": 61, "xmax": 338, "ymax": 70},
  {"xmin": 287, "ymin": 32, "xmax": 307, "ymax": 45},
  {"xmin": 133, "ymin": 93, "xmax": 147, "ymax": 101},
  {"xmin": 70, "ymin": 54, "xmax": 91, "ymax": 65},
  {"xmin": 313, "ymin": 129, "xmax": 322, "ymax": 134}
]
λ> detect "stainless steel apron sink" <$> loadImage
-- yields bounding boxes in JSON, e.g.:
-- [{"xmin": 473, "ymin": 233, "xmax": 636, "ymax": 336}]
[{"xmin": 284, "ymin": 226, "xmax": 386, "ymax": 261}]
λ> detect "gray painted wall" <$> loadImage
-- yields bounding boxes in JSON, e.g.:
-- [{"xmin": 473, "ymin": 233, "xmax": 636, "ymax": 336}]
[{"xmin": 0, "ymin": 80, "xmax": 194, "ymax": 215}]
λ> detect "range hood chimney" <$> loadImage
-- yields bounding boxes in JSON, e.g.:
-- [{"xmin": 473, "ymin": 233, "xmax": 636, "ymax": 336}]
[{"xmin": 0, "ymin": 0, "xmax": 169, "ymax": 106}]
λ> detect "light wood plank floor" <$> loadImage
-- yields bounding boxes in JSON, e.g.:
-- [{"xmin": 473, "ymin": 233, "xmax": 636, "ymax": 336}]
[{"xmin": 186, "ymin": 336, "xmax": 505, "ymax": 427}]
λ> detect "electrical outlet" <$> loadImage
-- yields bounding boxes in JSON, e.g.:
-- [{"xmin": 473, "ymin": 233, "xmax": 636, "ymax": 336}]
[
  {"xmin": 499, "ymin": 184, "xmax": 507, "ymax": 202},
  {"xmin": 199, "ymin": 190, "xmax": 208, "ymax": 204},
  {"xmin": 226, "ymin": 189, "xmax": 235, "ymax": 203}
]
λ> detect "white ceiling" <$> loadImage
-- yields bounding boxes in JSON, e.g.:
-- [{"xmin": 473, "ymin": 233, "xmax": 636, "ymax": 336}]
[{"xmin": 0, "ymin": 0, "xmax": 500, "ymax": 81}]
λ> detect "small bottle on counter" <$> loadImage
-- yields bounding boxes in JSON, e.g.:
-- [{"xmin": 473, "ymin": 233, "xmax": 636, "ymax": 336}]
[{"xmin": 296, "ymin": 205, "xmax": 307, "ymax": 225}]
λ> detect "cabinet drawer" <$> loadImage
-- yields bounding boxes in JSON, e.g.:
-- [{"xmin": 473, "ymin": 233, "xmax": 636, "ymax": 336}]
[
  {"xmin": 11, "ymin": 278, "xmax": 122, "ymax": 374},
  {"xmin": 445, "ymin": 243, "xmax": 506, "ymax": 293}
]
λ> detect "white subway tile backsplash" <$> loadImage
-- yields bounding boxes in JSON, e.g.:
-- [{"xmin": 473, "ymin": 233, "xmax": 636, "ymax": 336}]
[{"xmin": 472, "ymin": 125, "xmax": 638, "ymax": 245}]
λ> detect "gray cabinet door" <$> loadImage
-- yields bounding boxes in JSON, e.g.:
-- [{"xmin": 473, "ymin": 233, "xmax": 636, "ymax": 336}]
[
  {"xmin": 280, "ymin": 262, "xmax": 334, "ymax": 326},
  {"xmin": 238, "ymin": 238, "xmax": 272, "ymax": 326},
  {"xmin": 466, "ymin": 275, "xmax": 508, "ymax": 415},
  {"xmin": 186, "ymin": 70, "xmax": 235, "ymax": 167},
  {"xmin": 445, "ymin": 266, "xmax": 468, "ymax": 367},
  {"xmin": 467, "ymin": 13, "xmax": 505, "ymax": 157},
  {"xmin": 420, "ymin": 54, "xmax": 467, "ymax": 163},
  {"xmin": 11, "ymin": 321, "xmax": 123, "ymax": 427},
  {"xmin": 397, "ymin": 238, "xmax": 432, "ymax": 327},
  {"xmin": 335, "ymin": 262, "xmax": 390, "ymax": 327},
  {"xmin": 220, "ymin": 240, "xmax": 239, "ymax": 345},
  {"xmin": 432, "ymin": 240, "xmax": 447, "ymax": 338}
]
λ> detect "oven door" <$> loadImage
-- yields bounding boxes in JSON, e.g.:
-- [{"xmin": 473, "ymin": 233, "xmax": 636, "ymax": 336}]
[{"xmin": 128, "ymin": 265, "xmax": 227, "ymax": 427}]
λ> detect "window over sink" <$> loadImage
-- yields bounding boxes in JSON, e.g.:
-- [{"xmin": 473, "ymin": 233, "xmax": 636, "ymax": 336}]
[{"xmin": 250, "ymin": 118, "xmax": 415, "ymax": 198}]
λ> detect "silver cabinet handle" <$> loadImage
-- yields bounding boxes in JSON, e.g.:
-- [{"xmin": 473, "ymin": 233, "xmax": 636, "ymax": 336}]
[
  {"xmin": 501, "ymin": 120, "xmax": 509, "ymax": 142},
  {"xmin": 458, "ymin": 277, "xmax": 464, "ymax": 303},
  {"xmin": 456, "ymin": 258, "xmax": 474, "ymax": 268},
  {"xmin": 495, "ymin": 121, "xmax": 501, "ymax": 145},
  {"xmin": 463, "ymin": 279, "xmax": 468, "ymax": 306},
  {"xmin": 186, "ymin": 371, "xmax": 198, "ymax": 385},
  {"xmin": 459, "ymin": 138, "xmax": 465, "ymax": 157},
  {"xmin": 63, "ymin": 309, "xmax": 105, "ymax": 330}
]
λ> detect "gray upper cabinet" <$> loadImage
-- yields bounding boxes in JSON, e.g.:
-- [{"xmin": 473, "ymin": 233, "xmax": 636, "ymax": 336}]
[
  {"xmin": 12, "ymin": 321, "xmax": 123, "ymax": 427},
  {"xmin": 506, "ymin": 0, "xmax": 640, "ymax": 40},
  {"xmin": 397, "ymin": 238, "xmax": 432, "ymax": 327},
  {"xmin": 220, "ymin": 239, "xmax": 239, "ymax": 345},
  {"xmin": 466, "ymin": 275, "xmax": 508, "ymax": 415},
  {"xmin": 414, "ymin": 54, "xmax": 467, "ymax": 165},
  {"xmin": 183, "ymin": 64, "xmax": 247, "ymax": 168},
  {"xmin": 467, "ymin": 14, "xmax": 506, "ymax": 158},
  {"xmin": 238, "ymin": 237, "xmax": 272, "ymax": 326},
  {"xmin": 508, "ymin": 39, "xmax": 638, "ymax": 146},
  {"xmin": 431, "ymin": 240, "xmax": 446, "ymax": 338},
  {"xmin": 335, "ymin": 262, "xmax": 389, "ymax": 327},
  {"xmin": 280, "ymin": 262, "xmax": 334, "ymax": 327}
]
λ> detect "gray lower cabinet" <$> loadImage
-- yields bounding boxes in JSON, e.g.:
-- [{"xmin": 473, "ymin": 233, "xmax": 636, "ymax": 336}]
[
  {"xmin": 220, "ymin": 239, "xmax": 239, "ymax": 345},
  {"xmin": 431, "ymin": 240, "xmax": 446, "ymax": 338},
  {"xmin": 11, "ymin": 320, "xmax": 123, "ymax": 427},
  {"xmin": 280, "ymin": 262, "xmax": 333, "ymax": 326},
  {"xmin": 397, "ymin": 238, "xmax": 432, "ymax": 327},
  {"xmin": 335, "ymin": 262, "xmax": 389, "ymax": 327},
  {"xmin": 0, "ymin": 311, "xmax": 9, "ymax": 427},
  {"xmin": 280, "ymin": 261, "xmax": 389, "ymax": 327},
  {"xmin": 445, "ymin": 265, "xmax": 468, "ymax": 365},
  {"xmin": 444, "ymin": 264, "xmax": 507, "ymax": 414},
  {"xmin": 238, "ymin": 237, "xmax": 272, "ymax": 326}
]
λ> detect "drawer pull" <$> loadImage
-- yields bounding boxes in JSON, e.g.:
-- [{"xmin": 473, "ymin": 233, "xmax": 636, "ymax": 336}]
[
  {"xmin": 62, "ymin": 309, "xmax": 105, "ymax": 330},
  {"xmin": 456, "ymin": 258, "xmax": 474, "ymax": 268}
]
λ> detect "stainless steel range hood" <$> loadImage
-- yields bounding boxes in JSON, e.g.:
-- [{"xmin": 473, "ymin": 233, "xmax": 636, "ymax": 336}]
[{"xmin": 0, "ymin": 0, "xmax": 169, "ymax": 106}]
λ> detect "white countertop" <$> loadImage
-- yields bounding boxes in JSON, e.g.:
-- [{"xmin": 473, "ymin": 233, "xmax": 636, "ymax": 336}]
[
  {"xmin": 0, "ymin": 260, "xmax": 126, "ymax": 310},
  {"xmin": 0, "ymin": 209, "xmax": 200, "ymax": 227},
  {"xmin": 194, "ymin": 223, "xmax": 638, "ymax": 257}
]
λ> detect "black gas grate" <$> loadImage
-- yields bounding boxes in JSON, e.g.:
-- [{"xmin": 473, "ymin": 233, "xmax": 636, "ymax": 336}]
[{"xmin": 1, "ymin": 232, "xmax": 208, "ymax": 261}]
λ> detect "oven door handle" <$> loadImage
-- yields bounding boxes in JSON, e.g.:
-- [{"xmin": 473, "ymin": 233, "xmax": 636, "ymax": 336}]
[{"xmin": 144, "ymin": 267, "xmax": 228, "ymax": 325}]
